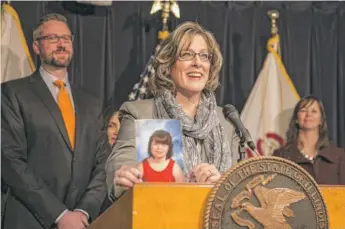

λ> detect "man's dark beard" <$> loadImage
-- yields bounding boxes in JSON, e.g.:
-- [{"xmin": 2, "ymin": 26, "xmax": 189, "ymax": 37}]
[
  {"xmin": 51, "ymin": 56, "xmax": 71, "ymax": 67},
  {"xmin": 43, "ymin": 56, "xmax": 71, "ymax": 67},
  {"xmin": 41, "ymin": 46, "xmax": 72, "ymax": 67}
]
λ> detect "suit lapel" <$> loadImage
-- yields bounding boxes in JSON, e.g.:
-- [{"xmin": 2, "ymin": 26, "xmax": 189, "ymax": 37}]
[{"xmin": 29, "ymin": 72, "xmax": 74, "ymax": 152}]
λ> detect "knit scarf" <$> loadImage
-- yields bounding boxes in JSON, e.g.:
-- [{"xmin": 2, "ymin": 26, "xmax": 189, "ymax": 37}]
[{"xmin": 154, "ymin": 90, "xmax": 232, "ymax": 176}]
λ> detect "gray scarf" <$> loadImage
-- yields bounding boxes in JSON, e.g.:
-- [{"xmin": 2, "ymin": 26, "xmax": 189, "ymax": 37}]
[{"xmin": 154, "ymin": 90, "xmax": 232, "ymax": 176}]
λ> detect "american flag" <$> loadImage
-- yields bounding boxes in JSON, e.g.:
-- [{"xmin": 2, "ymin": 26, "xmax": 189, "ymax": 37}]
[
  {"xmin": 127, "ymin": 45, "xmax": 162, "ymax": 101},
  {"xmin": 128, "ymin": 1, "xmax": 179, "ymax": 101},
  {"xmin": 128, "ymin": 53, "xmax": 155, "ymax": 101}
]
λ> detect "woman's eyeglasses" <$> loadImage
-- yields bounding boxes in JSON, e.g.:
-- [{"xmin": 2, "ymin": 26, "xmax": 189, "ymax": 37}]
[{"xmin": 178, "ymin": 50, "xmax": 213, "ymax": 62}]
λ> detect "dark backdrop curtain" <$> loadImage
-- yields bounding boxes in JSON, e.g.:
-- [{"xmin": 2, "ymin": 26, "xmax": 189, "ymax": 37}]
[{"xmin": 8, "ymin": 1, "xmax": 345, "ymax": 148}]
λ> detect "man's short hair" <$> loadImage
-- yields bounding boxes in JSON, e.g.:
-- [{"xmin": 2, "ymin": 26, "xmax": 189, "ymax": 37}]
[{"xmin": 33, "ymin": 13, "xmax": 69, "ymax": 41}]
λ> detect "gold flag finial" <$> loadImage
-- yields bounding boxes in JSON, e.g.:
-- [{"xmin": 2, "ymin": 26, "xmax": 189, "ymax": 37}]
[
  {"xmin": 267, "ymin": 9, "xmax": 281, "ymax": 56},
  {"xmin": 267, "ymin": 9, "xmax": 279, "ymax": 35},
  {"xmin": 150, "ymin": 0, "xmax": 180, "ymax": 41}
]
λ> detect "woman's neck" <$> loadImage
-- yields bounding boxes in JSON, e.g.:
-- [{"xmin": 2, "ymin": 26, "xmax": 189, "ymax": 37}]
[
  {"xmin": 175, "ymin": 91, "xmax": 201, "ymax": 118},
  {"xmin": 298, "ymin": 130, "xmax": 319, "ymax": 157}
]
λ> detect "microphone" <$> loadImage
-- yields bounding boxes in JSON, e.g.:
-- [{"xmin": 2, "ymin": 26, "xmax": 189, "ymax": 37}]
[{"xmin": 223, "ymin": 104, "xmax": 260, "ymax": 157}]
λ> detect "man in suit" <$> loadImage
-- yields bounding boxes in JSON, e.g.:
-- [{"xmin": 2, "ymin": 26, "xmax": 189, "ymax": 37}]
[{"xmin": 1, "ymin": 13, "xmax": 110, "ymax": 229}]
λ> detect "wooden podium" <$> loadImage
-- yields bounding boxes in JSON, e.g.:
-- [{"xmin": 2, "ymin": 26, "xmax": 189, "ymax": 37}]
[{"xmin": 89, "ymin": 183, "xmax": 345, "ymax": 229}]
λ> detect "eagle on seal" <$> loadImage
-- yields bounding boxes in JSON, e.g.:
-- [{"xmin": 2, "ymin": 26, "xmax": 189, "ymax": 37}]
[{"xmin": 240, "ymin": 185, "xmax": 306, "ymax": 229}]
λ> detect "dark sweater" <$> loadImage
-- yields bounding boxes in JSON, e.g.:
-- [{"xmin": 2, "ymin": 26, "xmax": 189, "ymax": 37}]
[{"xmin": 273, "ymin": 144, "xmax": 345, "ymax": 185}]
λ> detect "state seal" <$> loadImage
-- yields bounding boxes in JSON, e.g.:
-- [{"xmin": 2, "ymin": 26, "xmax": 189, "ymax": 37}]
[{"xmin": 204, "ymin": 156, "xmax": 328, "ymax": 229}]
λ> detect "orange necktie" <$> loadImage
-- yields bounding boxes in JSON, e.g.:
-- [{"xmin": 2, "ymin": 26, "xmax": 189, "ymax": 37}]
[{"xmin": 54, "ymin": 80, "xmax": 75, "ymax": 149}]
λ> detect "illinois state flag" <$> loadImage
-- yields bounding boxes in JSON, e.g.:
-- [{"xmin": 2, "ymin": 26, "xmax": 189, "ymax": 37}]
[
  {"xmin": 240, "ymin": 34, "xmax": 300, "ymax": 157},
  {"xmin": 1, "ymin": 3, "xmax": 35, "ymax": 83}
]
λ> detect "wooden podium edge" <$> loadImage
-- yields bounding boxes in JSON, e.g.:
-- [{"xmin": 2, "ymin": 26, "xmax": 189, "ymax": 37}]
[{"xmin": 88, "ymin": 190, "xmax": 133, "ymax": 229}]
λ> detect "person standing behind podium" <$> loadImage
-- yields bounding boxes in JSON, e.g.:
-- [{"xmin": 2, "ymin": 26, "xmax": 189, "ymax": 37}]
[
  {"xmin": 106, "ymin": 109, "xmax": 121, "ymax": 148},
  {"xmin": 273, "ymin": 95, "xmax": 345, "ymax": 185},
  {"xmin": 105, "ymin": 21, "xmax": 237, "ymax": 201},
  {"xmin": 1, "ymin": 13, "xmax": 109, "ymax": 229},
  {"xmin": 99, "ymin": 107, "xmax": 121, "ymax": 214}
]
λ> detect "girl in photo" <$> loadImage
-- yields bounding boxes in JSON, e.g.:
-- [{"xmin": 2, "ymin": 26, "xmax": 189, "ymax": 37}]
[{"xmin": 137, "ymin": 130, "xmax": 185, "ymax": 182}]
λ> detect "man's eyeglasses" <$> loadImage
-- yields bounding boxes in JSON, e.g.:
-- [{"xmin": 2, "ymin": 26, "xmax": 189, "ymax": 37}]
[
  {"xmin": 178, "ymin": 50, "xmax": 213, "ymax": 62},
  {"xmin": 36, "ymin": 34, "xmax": 74, "ymax": 43}
]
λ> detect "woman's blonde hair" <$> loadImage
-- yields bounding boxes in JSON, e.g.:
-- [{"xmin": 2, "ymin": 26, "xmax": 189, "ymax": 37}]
[{"xmin": 149, "ymin": 21, "xmax": 223, "ymax": 96}]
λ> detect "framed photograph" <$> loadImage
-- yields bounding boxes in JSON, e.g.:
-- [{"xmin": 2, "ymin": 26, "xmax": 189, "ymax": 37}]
[{"xmin": 135, "ymin": 119, "xmax": 185, "ymax": 182}]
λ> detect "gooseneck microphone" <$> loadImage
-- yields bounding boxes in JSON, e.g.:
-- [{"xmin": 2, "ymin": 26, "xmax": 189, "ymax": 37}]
[{"xmin": 223, "ymin": 104, "xmax": 260, "ymax": 157}]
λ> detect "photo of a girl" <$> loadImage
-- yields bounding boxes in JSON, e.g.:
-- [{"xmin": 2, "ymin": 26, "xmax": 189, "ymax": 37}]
[{"xmin": 137, "ymin": 129, "xmax": 185, "ymax": 182}]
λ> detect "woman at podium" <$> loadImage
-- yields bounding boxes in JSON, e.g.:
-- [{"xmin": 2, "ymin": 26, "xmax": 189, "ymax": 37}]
[
  {"xmin": 273, "ymin": 95, "xmax": 345, "ymax": 185},
  {"xmin": 105, "ymin": 21, "xmax": 237, "ymax": 201}
]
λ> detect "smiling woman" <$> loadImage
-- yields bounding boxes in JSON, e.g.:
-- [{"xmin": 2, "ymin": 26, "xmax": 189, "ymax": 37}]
[
  {"xmin": 105, "ymin": 21, "xmax": 238, "ymax": 201},
  {"xmin": 168, "ymin": 34, "xmax": 211, "ymax": 102},
  {"xmin": 273, "ymin": 95, "xmax": 345, "ymax": 185}
]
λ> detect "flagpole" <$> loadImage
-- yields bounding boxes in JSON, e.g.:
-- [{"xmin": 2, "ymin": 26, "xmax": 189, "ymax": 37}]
[
  {"xmin": 128, "ymin": 1, "xmax": 180, "ymax": 101},
  {"xmin": 267, "ymin": 9, "xmax": 281, "ymax": 57},
  {"xmin": 150, "ymin": 0, "xmax": 180, "ymax": 42}
]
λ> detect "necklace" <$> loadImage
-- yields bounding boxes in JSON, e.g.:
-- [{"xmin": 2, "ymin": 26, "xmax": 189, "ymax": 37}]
[{"xmin": 300, "ymin": 151, "xmax": 315, "ymax": 161}]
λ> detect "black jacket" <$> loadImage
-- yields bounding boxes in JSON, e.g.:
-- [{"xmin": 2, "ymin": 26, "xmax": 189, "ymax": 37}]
[{"xmin": 273, "ymin": 144, "xmax": 345, "ymax": 185}]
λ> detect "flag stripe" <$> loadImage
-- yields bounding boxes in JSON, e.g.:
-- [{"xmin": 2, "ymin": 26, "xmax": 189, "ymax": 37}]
[
  {"xmin": 268, "ymin": 35, "xmax": 300, "ymax": 101},
  {"xmin": 3, "ymin": 4, "xmax": 35, "ymax": 72}
]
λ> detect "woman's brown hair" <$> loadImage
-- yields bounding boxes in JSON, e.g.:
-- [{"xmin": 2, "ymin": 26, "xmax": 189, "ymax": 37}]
[{"xmin": 283, "ymin": 95, "xmax": 330, "ymax": 151}]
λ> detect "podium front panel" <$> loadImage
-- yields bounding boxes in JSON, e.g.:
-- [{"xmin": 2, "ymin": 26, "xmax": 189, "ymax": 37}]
[{"xmin": 90, "ymin": 183, "xmax": 345, "ymax": 229}]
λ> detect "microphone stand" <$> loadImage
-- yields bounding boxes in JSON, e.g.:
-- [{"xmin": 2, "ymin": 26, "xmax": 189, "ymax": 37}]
[{"xmin": 236, "ymin": 129, "xmax": 247, "ymax": 163}]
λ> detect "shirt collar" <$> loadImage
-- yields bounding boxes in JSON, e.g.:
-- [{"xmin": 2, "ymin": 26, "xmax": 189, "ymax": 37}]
[
  {"xmin": 318, "ymin": 145, "xmax": 337, "ymax": 163},
  {"xmin": 39, "ymin": 66, "xmax": 70, "ymax": 87}
]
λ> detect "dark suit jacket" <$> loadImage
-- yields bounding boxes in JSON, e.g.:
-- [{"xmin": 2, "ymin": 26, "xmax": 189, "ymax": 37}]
[
  {"xmin": 1, "ymin": 71, "xmax": 110, "ymax": 229},
  {"xmin": 273, "ymin": 144, "xmax": 345, "ymax": 185}
]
